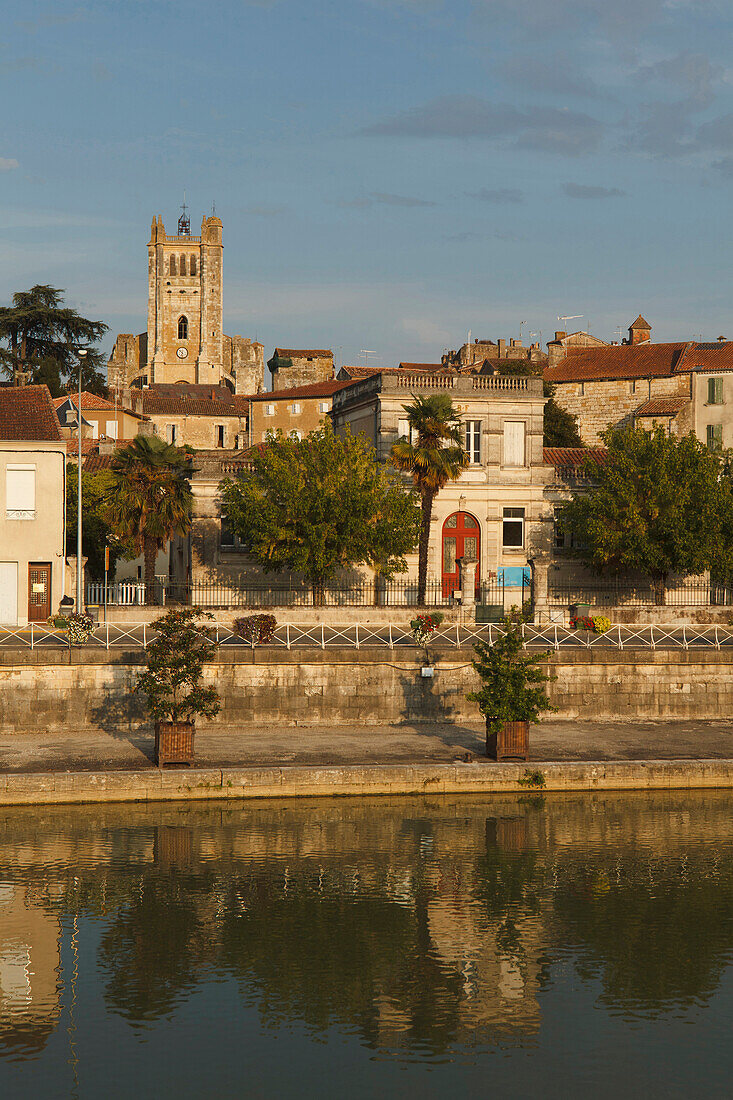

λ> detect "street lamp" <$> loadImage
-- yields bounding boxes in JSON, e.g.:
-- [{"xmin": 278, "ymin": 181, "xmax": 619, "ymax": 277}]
[{"xmin": 76, "ymin": 350, "xmax": 86, "ymax": 614}]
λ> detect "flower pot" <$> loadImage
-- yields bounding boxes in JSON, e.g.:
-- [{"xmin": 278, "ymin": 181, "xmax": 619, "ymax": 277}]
[
  {"xmin": 486, "ymin": 718, "xmax": 530, "ymax": 761},
  {"xmin": 154, "ymin": 720, "xmax": 195, "ymax": 767}
]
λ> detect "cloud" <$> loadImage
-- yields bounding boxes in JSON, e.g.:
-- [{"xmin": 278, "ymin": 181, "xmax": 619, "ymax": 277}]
[
  {"xmin": 500, "ymin": 52, "xmax": 603, "ymax": 100},
  {"xmin": 15, "ymin": 8, "xmax": 88, "ymax": 33},
  {"xmin": 0, "ymin": 159, "xmax": 19, "ymax": 171},
  {"xmin": 361, "ymin": 95, "xmax": 604, "ymax": 155},
  {"xmin": 337, "ymin": 192, "xmax": 436, "ymax": 208},
  {"xmin": 466, "ymin": 187, "xmax": 523, "ymax": 204},
  {"xmin": 562, "ymin": 182, "xmax": 626, "ymax": 198},
  {"xmin": 634, "ymin": 51, "xmax": 722, "ymax": 104}
]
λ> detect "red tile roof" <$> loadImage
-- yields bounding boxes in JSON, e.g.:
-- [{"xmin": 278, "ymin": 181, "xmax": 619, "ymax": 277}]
[
  {"xmin": 545, "ymin": 342, "xmax": 690, "ymax": 383},
  {"xmin": 340, "ymin": 364, "xmax": 455, "ymax": 380},
  {"xmin": 83, "ymin": 453, "xmax": 114, "ymax": 472},
  {"xmin": 630, "ymin": 315, "xmax": 652, "ymax": 330},
  {"xmin": 0, "ymin": 385, "xmax": 63, "ymax": 441},
  {"xmin": 53, "ymin": 391, "xmax": 114, "ymax": 411},
  {"xmin": 250, "ymin": 380, "xmax": 354, "ymax": 401},
  {"xmin": 398, "ymin": 362, "xmax": 445, "ymax": 371},
  {"xmin": 635, "ymin": 397, "xmax": 690, "ymax": 417},
  {"xmin": 141, "ymin": 385, "xmax": 251, "ymax": 416},
  {"xmin": 271, "ymin": 349, "xmax": 333, "ymax": 359},
  {"xmin": 543, "ymin": 447, "xmax": 608, "ymax": 469}
]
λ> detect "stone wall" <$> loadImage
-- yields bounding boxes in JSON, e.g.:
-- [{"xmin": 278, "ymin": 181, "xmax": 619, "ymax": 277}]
[
  {"xmin": 551, "ymin": 374, "xmax": 690, "ymax": 444},
  {"xmin": 1, "ymin": 649, "xmax": 732, "ymax": 735}
]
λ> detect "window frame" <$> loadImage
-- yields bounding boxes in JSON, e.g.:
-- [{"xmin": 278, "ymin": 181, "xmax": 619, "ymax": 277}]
[
  {"xmin": 502, "ymin": 420, "xmax": 526, "ymax": 467},
  {"xmin": 464, "ymin": 419, "xmax": 482, "ymax": 464},
  {"xmin": 708, "ymin": 377, "xmax": 724, "ymax": 405},
  {"xmin": 502, "ymin": 506, "xmax": 525, "ymax": 550},
  {"xmin": 707, "ymin": 423, "xmax": 723, "ymax": 451},
  {"xmin": 5, "ymin": 463, "xmax": 36, "ymax": 520}
]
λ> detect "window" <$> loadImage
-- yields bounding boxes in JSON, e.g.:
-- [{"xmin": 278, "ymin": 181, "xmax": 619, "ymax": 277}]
[
  {"xmin": 503, "ymin": 507, "xmax": 525, "ymax": 548},
  {"xmin": 106, "ymin": 420, "xmax": 118, "ymax": 440},
  {"xmin": 178, "ymin": 316, "xmax": 188, "ymax": 340},
  {"xmin": 629, "ymin": 380, "xmax": 637, "ymax": 395},
  {"xmin": 179, "ymin": 254, "xmax": 187, "ymax": 276},
  {"xmin": 465, "ymin": 420, "xmax": 481, "ymax": 464},
  {"xmin": 398, "ymin": 418, "xmax": 410, "ymax": 438},
  {"xmin": 291, "ymin": 403, "xmax": 302, "ymax": 415},
  {"xmin": 166, "ymin": 424, "xmax": 177, "ymax": 444},
  {"xmin": 289, "ymin": 430, "xmax": 302, "ymax": 441},
  {"xmin": 554, "ymin": 521, "xmax": 566, "ymax": 550},
  {"xmin": 319, "ymin": 402, "xmax": 329, "ymax": 414},
  {"xmin": 170, "ymin": 255, "xmax": 177, "ymax": 276},
  {"xmin": 5, "ymin": 464, "xmax": 36, "ymax": 520},
  {"xmin": 220, "ymin": 519, "xmax": 234, "ymax": 548},
  {"xmin": 189, "ymin": 255, "xmax": 197, "ymax": 276},
  {"xmin": 91, "ymin": 420, "xmax": 99, "ymax": 440},
  {"xmin": 216, "ymin": 425, "xmax": 225, "ymax": 448},
  {"xmin": 707, "ymin": 423, "xmax": 723, "ymax": 451},
  {"xmin": 503, "ymin": 421, "xmax": 526, "ymax": 466},
  {"xmin": 708, "ymin": 377, "xmax": 724, "ymax": 405},
  {"xmin": 264, "ymin": 404, "xmax": 275, "ymax": 416},
  {"xmin": 579, "ymin": 382, "xmax": 585, "ymax": 396}
]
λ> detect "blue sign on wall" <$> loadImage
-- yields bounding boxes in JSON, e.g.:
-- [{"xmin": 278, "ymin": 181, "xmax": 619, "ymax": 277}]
[{"xmin": 497, "ymin": 567, "xmax": 531, "ymax": 586}]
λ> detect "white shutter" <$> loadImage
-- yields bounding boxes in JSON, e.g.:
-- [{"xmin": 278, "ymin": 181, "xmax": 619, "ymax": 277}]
[
  {"xmin": 106, "ymin": 420, "xmax": 118, "ymax": 440},
  {"xmin": 503, "ymin": 421, "xmax": 525, "ymax": 466},
  {"xmin": 6, "ymin": 465, "xmax": 36, "ymax": 515}
]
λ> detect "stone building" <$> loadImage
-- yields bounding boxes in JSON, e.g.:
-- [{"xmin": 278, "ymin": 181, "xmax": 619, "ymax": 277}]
[
  {"xmin": 545, "ymin": 316, "xmax": 733, "ymax": 448},
  {"xmin": 107, "ymin": 208, "xmax": 264, "ymax": 395},
  {"xmin": 267, "ymin": 348, "xmax": 334, "ymax": 391},
  {"xmin": 249, "ymin": 379, "xmax": 354, "ymax": 443},
  {"xmin": 443, "ymin": 338, "xmax": 545, "ymax": 370},
  {"xmin": 54, "ymin": 391, "xmax": 150, "ymax": 443}
]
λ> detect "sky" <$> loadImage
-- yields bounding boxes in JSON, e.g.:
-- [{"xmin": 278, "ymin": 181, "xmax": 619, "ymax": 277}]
[{"xmin": 3, "ymin": 0, "xmax": 733, "ymax": 371}]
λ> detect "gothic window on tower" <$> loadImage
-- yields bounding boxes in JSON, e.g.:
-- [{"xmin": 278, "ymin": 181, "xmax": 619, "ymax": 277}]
[
  {"xmin": 179, "ymin": 254, "xmax": 187, "ymax": 276},
  {"xmin": 178, "ymin": 316, "xmax": 188, "ymax": 340},
  {"xmin": 189, "ymin": 255, "xmax": 197, "ymax": 276},
  {"xmin": 170, "ymin": 255, "xmax": 177, "ymax": 276}
]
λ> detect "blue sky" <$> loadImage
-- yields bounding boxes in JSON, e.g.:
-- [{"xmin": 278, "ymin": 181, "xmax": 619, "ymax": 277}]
[{"xmin": 3, "ymin": 0, "xmax": 733, "ymax": 370}]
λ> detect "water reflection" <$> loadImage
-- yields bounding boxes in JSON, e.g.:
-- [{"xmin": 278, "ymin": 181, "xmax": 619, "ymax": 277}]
[{"xmin": 1, "ymin": 792, "xmax": 733, "ymax": 1074}]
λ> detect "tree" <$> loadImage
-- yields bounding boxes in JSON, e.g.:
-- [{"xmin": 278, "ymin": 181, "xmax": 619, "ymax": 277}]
[
  {"xmin": 0, "ymin": 284, "xmax": 108, "ymax": 395},
  {"xmin": 390, "ymin": 393, "xmax": 468, "ymax": 605},
  {"xmin": 66, "ymin": 466, "xmax": 122, "ymax": 580},
  {"xmin": 557, "ymin": 426, "xmax": 733, "ymax": 602},
  {"xmin": 219, "ymin": 424, "xmax": 420, "ymax": 604},
  {"xmin": 467, "ymin": 616, "xmax": 556, "ymax": 735},
  {"xmin": 105, "ymin": 435, "xmax": 194, "ymax": 603}
]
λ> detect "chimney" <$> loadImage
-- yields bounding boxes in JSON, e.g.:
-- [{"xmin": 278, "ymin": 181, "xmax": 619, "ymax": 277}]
[
  {"xmin": 498, "ymin": 339, "xmax": 506, "ymax": 357},
  {"xmin": 628, "ymin": 315, "xmax": 651, "ymax": 345},
  {"xmin": 555, "ymin": 331, "xmax": 566, "ymax": 341}
]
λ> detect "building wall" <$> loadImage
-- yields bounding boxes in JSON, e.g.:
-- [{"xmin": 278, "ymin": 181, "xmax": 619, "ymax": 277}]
[
  {"xmin": 551, "ymin": 374, "xmax": 690, "ymax": 444},
  {"xmin": 250, "ymin": 395, "xmax": 334, "ymax": 443},
  {"xmin": 693, "ymin": 371, "xmax": 733, "ymax": 449},
  {"xmin": 269, "ymin": 354, "xmax": 334, "ymax": 392},
  {"xmin": 146, "ymin": 411, "xmax": 250, "ymax": 451},
  {"xmin": 0, "ymin": 443, "xmax": 66, "ymax": 625},
  {"xmin": 225, "ymin": 336, "xmax": 265, "ymax": 395}
]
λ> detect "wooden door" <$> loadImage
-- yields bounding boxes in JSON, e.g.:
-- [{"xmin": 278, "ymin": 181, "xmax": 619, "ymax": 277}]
[
  {"xmin": 28, "ymin": 563, "xmax": 51, "ymax": 622},
  {"xmin": 441, "ymin": 512, "xmax": 480, "ymax": 597}
]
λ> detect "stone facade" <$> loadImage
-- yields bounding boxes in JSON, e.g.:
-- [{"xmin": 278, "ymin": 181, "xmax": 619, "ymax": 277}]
[
  {"xmin": 107, "ymin": 211, "xmax": 264, "ymax": 395},
  {"xmin": 268, "ymin": 348, "xmax": 334, "ymax": 391},
  {"xmin": 444, "ymin": 337, "xmax": 545, "ymax": 369}
]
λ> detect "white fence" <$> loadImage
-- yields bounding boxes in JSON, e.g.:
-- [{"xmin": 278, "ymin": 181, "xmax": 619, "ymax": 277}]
[{"xmin": 2, "ymin": 622, "xmax": 733, "ymax": 651}]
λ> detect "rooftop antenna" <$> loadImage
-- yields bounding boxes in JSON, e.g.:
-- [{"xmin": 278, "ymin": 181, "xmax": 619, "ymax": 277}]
[
  {"xmin": 360, "ymin": 350, "xmax": 377, "ymax": 368},
  {"xmin": 519, "ymin": 320, "xmax": 527, "ymax": 341},
  {"xmin": 212, "ymin": 200, "xmax": 217, "ymax": 216},
  {"xmin": 615, "ymin": 325, "xmax": 623, "ymax": 343},
  {"xmin": 558, "ymin": 314, "xmax": 583, "ymax": 325},
  {"xmin": 178, "ymin": 191, "xmax": 190, "ymax": 236}
]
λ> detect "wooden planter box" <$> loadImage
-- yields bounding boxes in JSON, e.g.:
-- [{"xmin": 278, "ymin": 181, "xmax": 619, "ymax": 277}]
[
  {"xmin": 486, "ymin": 719, "xmax": 530, "ymax": 761},
  {"xmin": 154, "ymin": 720, "xmax": 195, "ymax": 767}
]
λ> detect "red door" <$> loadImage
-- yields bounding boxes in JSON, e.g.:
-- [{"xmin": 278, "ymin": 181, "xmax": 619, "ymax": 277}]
[
  {"xmin": 28, "ymin": 563, "xmax": 51, "ymax": 622},
  {"xmin": 442, "ymin": 512, "xmax": 480, "ymax": 597}
]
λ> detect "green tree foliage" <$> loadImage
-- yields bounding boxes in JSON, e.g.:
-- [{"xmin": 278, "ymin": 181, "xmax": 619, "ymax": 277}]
[
  {"xmin": 557, "ymin": 426, "xmax": 733, "ymax": 601},
  {"xmin": 105, "ymin": 435, "xmax": 194, "ymax": 602},
  {"xmin": 390, "ymin": 393, "xmax": 468, "ymax": 605},
  {"xmin": 467, "ymin": 617, "xmax": 556, "ymax": 734},
  {"xmin": 542, "ymin": 379, "xmax": 582, "ymax": 448},
  {"xmin": 66, "ymin": 466, "xmax": 122, "ymax": 580},
  {"xmin": 219, "ymin": 424, "xmax": 420, "ymax": 604},
  {"xmin": 0, "ymin": 284, "xmax": 108, "ymax": 395},
  {"xmin": 136, "ymin": 608, "xmax": 220, "ymax": 723}
]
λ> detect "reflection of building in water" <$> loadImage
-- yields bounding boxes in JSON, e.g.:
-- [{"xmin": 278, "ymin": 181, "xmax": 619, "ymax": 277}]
[{"xmin": 0, "ymin": 881, "xmax": 61, "ymax": 1054}]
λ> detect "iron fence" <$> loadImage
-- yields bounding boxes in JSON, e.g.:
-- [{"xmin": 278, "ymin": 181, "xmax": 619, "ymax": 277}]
[
  {"xmin": 547, "ymin": 581, "xmax": 733, "ymax": 608},
  {"xmin": 86, "ymin": 576, "xmax": 532, "ymax": 611}
]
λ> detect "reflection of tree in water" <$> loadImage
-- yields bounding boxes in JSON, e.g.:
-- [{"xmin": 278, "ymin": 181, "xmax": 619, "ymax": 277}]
[{"xmin": 552, "ymin": 854, "xmax": 733, "ymax": 1012}]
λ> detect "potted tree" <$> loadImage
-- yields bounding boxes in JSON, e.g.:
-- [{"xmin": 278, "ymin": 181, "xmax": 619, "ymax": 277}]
[
  {"xmin": 136, "ymin": 608, "xmax": 221, "ymax": 766},
  {"xmin": 467, "ymin": 615, "xmax": 556, "ymax": 760}
]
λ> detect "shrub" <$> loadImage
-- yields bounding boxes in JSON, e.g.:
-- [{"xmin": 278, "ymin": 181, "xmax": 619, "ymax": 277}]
[
  {"xmin": 136, "ymin": 608, "xmax": 221, "ymax": 724},
  {"xmin": 467, "ymin": 617, "xmax": 556, "ymax": 735},
  {"xmin": 570, "ymin": 614, "xmax": 595, "ymax": 631},
  {"xmin": 592, "ymin": 615, "xmax": 612, "ymax": 634},
  {"xmin": 410, "ymin": 612, "xmax": 444, "ymax": 647},
  {"xmin": 233, "ymin": 614, "xmax": 278, "ymax": 646},
  {"xmin": 66, "ymin": 613, "xmax": 94, "ymax": 646}
]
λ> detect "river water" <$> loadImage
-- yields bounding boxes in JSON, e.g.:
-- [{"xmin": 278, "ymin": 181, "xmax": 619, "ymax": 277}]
[{"xmin": 1, "ymin": 792, "xmax": 732, "ymax": 1098}]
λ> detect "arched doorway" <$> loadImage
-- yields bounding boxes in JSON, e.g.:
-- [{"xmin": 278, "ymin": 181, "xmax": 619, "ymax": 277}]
[{"xmin": 442, "ymin": 512, "xmax": 480, "ymax": 597}]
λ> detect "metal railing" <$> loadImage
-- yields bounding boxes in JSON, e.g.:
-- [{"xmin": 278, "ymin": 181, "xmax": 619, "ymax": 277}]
[
  {"xmin": 3, "ymin": 621, "xmax": 733, "ymax": 651},
  {"xmin": 547, "ymin": 581, "xmax": 733, "ymax": 608}
]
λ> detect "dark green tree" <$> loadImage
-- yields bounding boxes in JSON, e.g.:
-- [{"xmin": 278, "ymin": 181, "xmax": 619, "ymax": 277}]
[
  {"xmin": 390, "ymin": 393, "xmax": 468, "ymax": 605},
  {"xmin": 66, "ymin": 466, "xmax": 123, "ymax": 580},
  {"xmin": 220, "ymin": 424, "xmax": 420, "ymax": 604},
  {"xmin": 0, "ymin": 284, "xmax": 108, "ymax": 395},
  {"xmin": 467, "ymin": 616, "xmax": 556, "ymax": 735},
  {"xmin": 557, "ymin": 426, "xmax": 733, "ymax": 602}
]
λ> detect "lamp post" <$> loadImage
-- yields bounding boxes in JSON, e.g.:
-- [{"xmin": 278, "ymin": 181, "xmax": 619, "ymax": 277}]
[{"xmin": 76, "ymin": 350, "xmax": 87, "ymax": 614}]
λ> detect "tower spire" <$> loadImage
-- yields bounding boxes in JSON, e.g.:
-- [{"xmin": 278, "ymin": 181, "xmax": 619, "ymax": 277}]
[{"xmin": 178, "ymin": 192, "xmax": 190, "ymax": 236}]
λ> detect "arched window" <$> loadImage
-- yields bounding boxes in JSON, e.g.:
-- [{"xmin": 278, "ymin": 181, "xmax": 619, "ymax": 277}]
[
  {"xmin": 189, "ymin": 254, "xmax": 197, "ymax": 276},
  {"xmin": 169, "ymin": 255, "xmax": 177, "ymax": 276},
  {"xmin": 179, "ymin": 254, "xmax": 187, "ymax": 276},
  {"xmin": 178, "ymin": 316, "xmax": 188, "ymax": 340}
]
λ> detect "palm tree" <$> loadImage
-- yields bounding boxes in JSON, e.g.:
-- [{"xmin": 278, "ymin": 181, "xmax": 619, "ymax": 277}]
[
  {"xmin": 390, "ymin": 393, "xmax": 468, "ymax": 605},
  {"xmin": 106, "ymin": 435, "xmax": 194, "ymax": 604}
]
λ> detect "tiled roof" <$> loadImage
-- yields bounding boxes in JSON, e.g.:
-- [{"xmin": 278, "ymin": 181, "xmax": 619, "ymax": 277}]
[
  {"xmin": 271, "ymin": 349, "xmax": 333, "ymax": 359},
  {"xmin": 630, "ymin": 315, "xmax": 652, "ymax": 330},
  {"xmin": 0, "ymin": 385, "xmax": 63, "ymax": 441},
  {"xmin": 340, "ymin": 364, "xmax": 453, "ymax": 380},
  {"xmin": 83, "ymin": 453, "xmax": 114, "ymax": 472},
  {"xmin": 684, "ymin": 341, "xmax": 733, "ymax": 372},
  {"xmin": 543, "ymin": 447, "xmax": 608, "ymax": 468},
  {"xmin": 53, "ymin": 391, "xmax": 114, "ymax": 411},
  {"xmin": 545, "ymin": 342, "xmax": 690, "ymax": 383},
  {"xmin": 250, "ymin": 380, "xmax": 354, "ymax": 401},
  {"xmin": 398, "ymin": 362, "xmax": 445, "ymax": 371},
  {"xmin": 142, "ymin": 385, "xmax": 250, "ymax": 416},
  {"xmin": 635, "ymin": 397, "xmax": 690, "ymax": 417}
]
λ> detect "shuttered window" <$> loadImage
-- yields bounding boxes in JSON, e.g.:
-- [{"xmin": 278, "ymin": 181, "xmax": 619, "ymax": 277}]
[
  {"xmin": 6, "ymin": 464, "xmax": 36, "ymax": 519},
  {"xmin": 708, "ymin": 377, "xmax": 724, "ymax": 404},
  {"xmin": 503, "ymin": 421, "xmax": 526, "ymax": 466}
]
